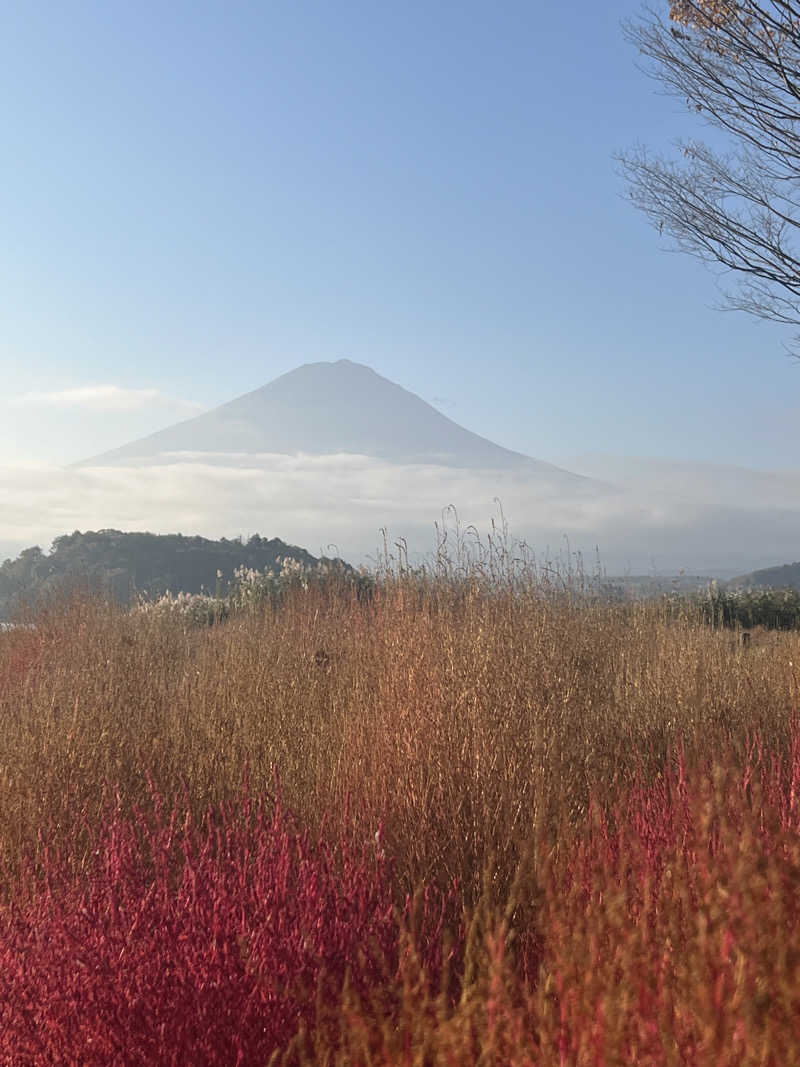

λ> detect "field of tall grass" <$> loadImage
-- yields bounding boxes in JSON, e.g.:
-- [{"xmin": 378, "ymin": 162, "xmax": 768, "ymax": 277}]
[{"xmin": 1, "ymin": 553, "xmax": 799, "ymax": 1064}]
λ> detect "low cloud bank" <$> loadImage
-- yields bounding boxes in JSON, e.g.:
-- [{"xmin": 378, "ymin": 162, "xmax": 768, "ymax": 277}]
[
  {"xmin": 1, "ymin": 452, "xmax": 799, "ymax": 575},
  {"xmin": 6, "ymin": 386, "xmax": 204, "ymax": 414}
]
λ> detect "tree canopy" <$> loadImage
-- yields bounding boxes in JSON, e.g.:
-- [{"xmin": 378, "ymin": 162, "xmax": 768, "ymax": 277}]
[
  {"xmin": 620, "ymin": 1, "xmax": 800, "ymax": 350},
  {"xmin": 0, "ymin": 530, "xmax": 344, "ymax": 620}
]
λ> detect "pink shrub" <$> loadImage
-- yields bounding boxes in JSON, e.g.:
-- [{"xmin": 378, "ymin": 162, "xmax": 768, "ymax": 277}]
[
  {"xmin": 0, "ymin": 792, "xmax": 459, "ymax": 1065},
  {"xmin": 6, "ymin": 736, "xmax": 800, "ymax": 1064},
  {"xmin": 535, "ymin": 739, "xmax": 800, "ymax": 1065}
]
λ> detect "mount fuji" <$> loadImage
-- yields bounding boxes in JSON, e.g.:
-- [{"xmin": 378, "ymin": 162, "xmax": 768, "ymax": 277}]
[{"xmin": 79, "ymin": 359, "xmax": 587, "ymax": 483}]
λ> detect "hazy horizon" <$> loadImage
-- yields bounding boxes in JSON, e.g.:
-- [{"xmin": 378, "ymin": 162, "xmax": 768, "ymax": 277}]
[{"xmin": 1, "ymin": 358, "xmax": 798, "ymax": 578}]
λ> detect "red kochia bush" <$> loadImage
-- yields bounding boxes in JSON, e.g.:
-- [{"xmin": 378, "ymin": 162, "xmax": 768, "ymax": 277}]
[{"xmin": 0, "ymin": 790, "xmax": 458, "ymax": 1066}]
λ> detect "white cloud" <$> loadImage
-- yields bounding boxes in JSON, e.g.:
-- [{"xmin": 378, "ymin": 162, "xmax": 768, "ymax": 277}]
[
  {"xmin": 0, "ymin": 452, "xmax": 798, "ymax": 575},
  {"xmin": 7, "ymin": 386, "xmax": 204, "ymax": 414}
]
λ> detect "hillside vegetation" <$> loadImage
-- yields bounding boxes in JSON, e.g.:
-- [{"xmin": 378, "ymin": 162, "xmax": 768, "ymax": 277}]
[
  {"xmin": 0, "ymin": 529, "xmax": 338, "ymax": 620},
  {"xmin": 728, "ymin": 560, "xmax": 800, "ymax": 592},
  {"xmin": 0, "ymin": 560, "xmax": 799, "ymax": 1063},
  {"xmin": 697, "ymin": 582, "xmax": 800, "ymax": 631}
]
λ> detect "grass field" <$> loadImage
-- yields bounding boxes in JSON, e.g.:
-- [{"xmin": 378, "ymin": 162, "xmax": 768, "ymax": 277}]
[{"xmin": 1, "ymin": 567, "xmax": 799, "ymax": 1064}]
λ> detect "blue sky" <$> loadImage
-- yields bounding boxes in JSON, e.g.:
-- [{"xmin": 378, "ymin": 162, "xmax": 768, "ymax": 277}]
[
  {"xmin": 2, "ymin": 1, "xmax": 800, "ymax": 574},
  {"xmin": 2, "ymin": 0, "xmax": 797, "ymax": 470}
]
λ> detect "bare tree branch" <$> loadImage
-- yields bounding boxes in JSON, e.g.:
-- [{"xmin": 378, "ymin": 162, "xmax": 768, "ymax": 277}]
[{"xmin": 619, "ymin": 1, "xmax": 800, "ymax": 350}]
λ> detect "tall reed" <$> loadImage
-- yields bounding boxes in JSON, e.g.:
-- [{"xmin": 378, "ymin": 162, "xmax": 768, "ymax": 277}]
[{"xmin": 1, "ymin": 557, "xmax": 799, "ymax": 1062}]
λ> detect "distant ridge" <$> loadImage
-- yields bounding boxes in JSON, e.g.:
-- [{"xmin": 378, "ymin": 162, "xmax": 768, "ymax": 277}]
[
  {"xmin": 78, "ymin": 359, "xmax": 587, "ymax": 481},
  {"xmin": 727, "ymin": 561, "xmax": 800, "ymax": 591}
]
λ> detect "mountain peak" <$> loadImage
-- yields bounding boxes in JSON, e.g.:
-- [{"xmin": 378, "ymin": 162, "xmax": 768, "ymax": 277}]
[{"xmin": 78, "ymin": 361, "xmax": 586, "ymax": 482}]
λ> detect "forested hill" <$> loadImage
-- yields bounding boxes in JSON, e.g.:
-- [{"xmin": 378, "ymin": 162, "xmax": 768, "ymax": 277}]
[
  {"xmin": 0, "ymin": 530, "xmax": 338, "ymax": 619},
  {"xmin": 727, "ymin": 562, "xmax": 800, "ymax": 592}
]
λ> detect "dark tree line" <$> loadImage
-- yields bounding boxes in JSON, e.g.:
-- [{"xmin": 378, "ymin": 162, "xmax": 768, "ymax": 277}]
[{"xmin": 0, "ymin": 530, "xmax": 343, "ymax": 620}]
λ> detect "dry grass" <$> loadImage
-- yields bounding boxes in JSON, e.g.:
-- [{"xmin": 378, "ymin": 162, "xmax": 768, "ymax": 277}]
[
  {"xmin": 0, "ymin": 581, "xmax": 797, "ymax": 895},
  {"xmin": 1, "ymin": 576, "xmax": 800, "ymax": 1062}
]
